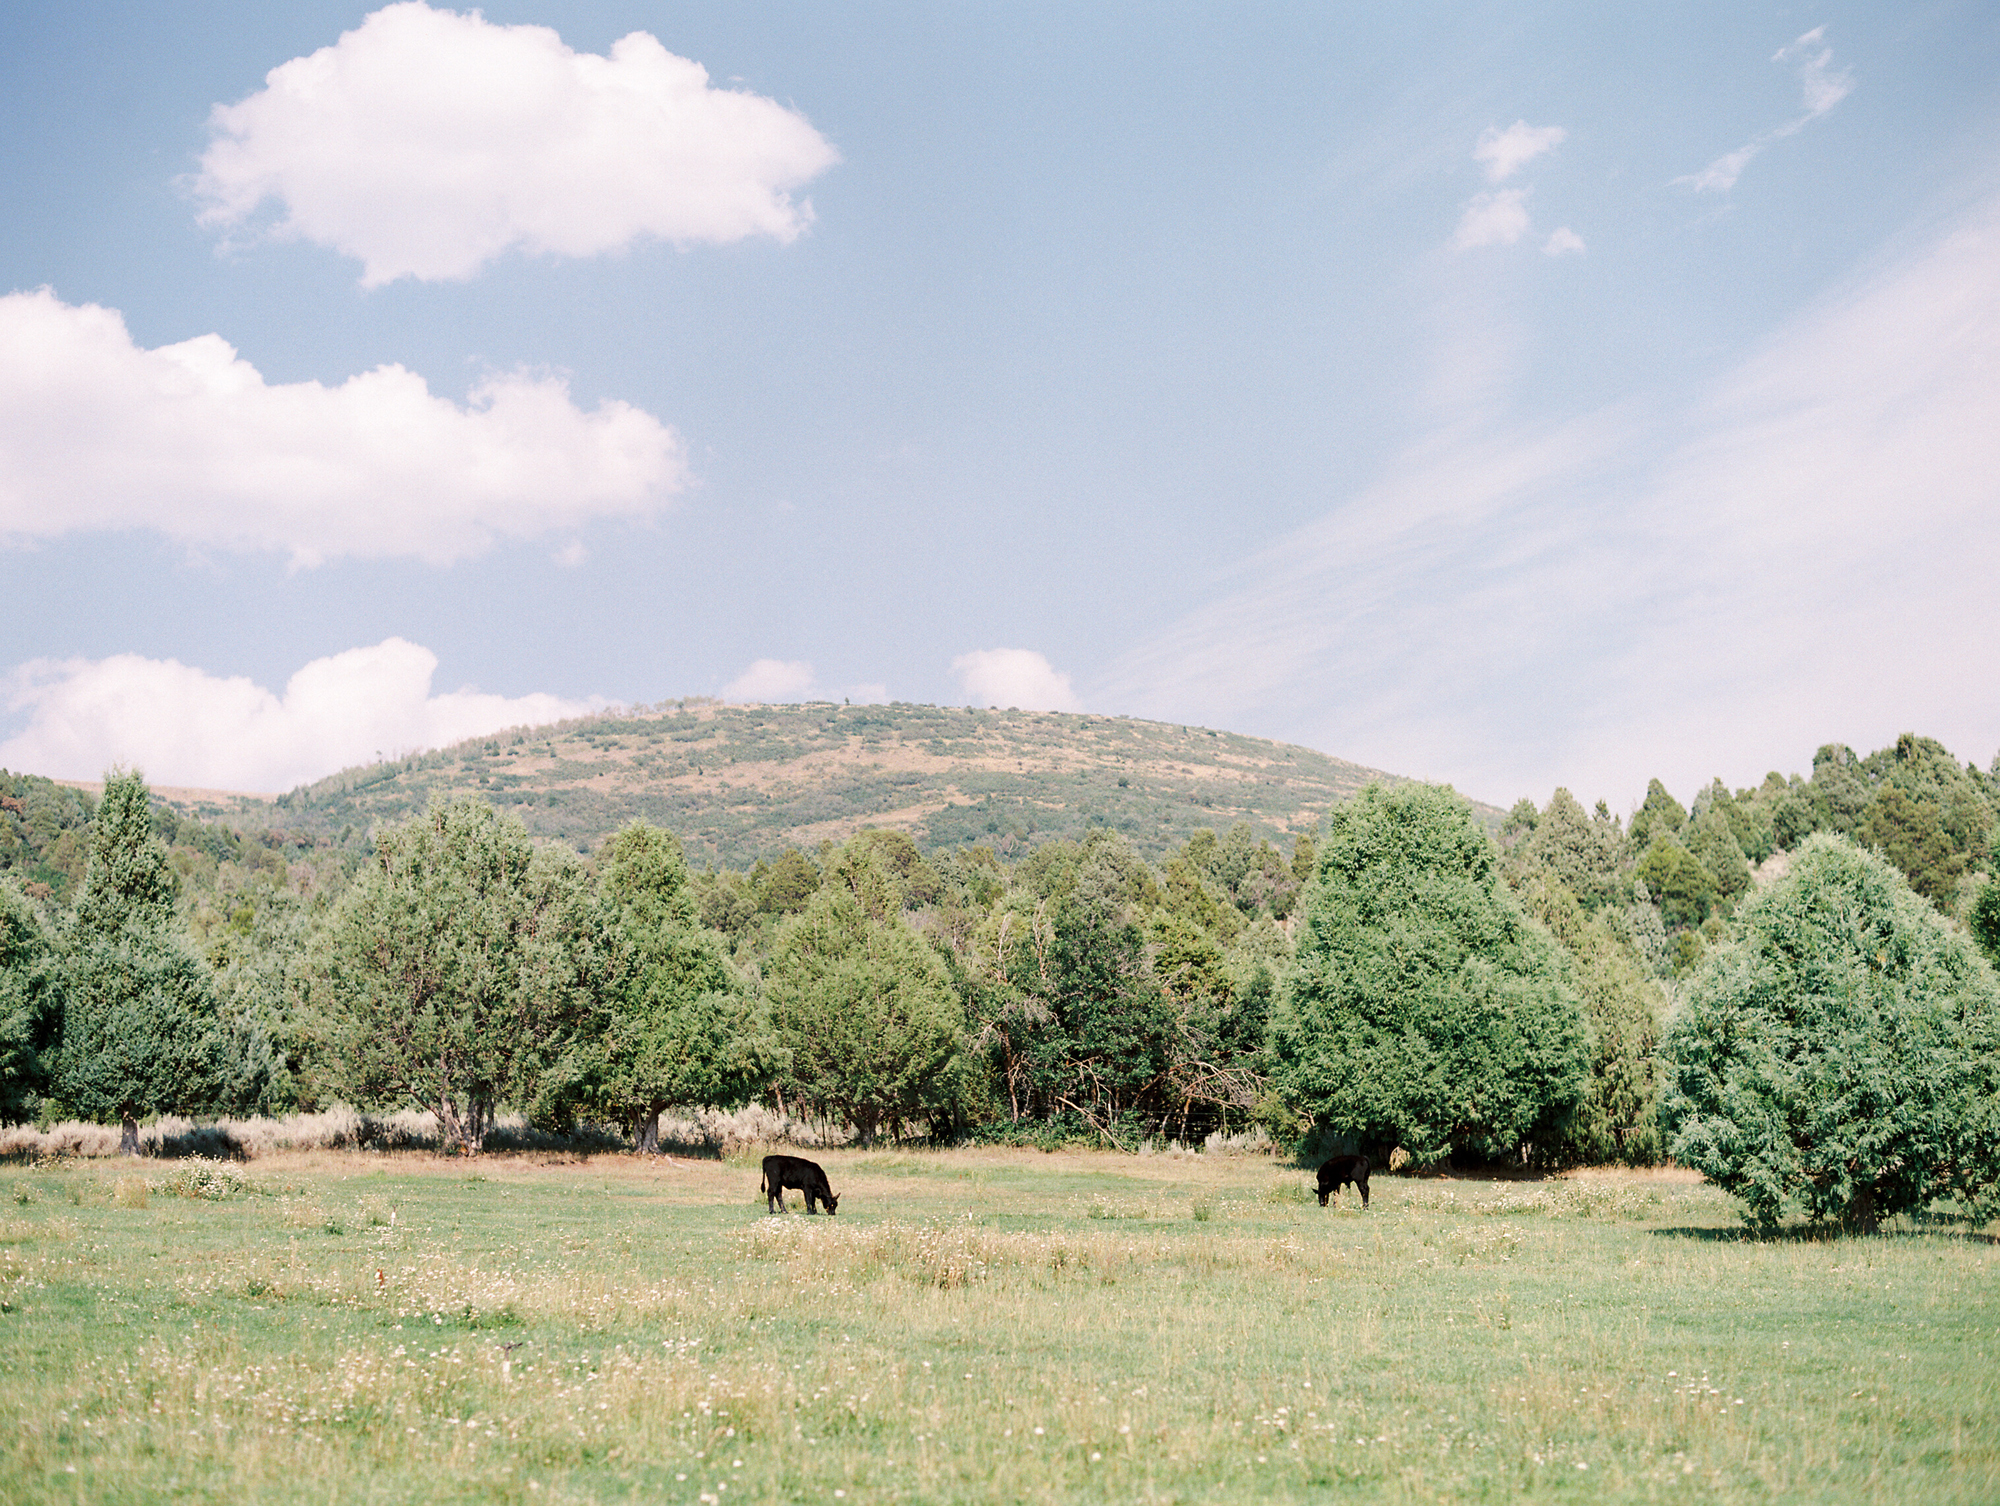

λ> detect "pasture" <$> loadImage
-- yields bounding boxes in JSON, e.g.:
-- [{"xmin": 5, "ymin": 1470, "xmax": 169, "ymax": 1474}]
[{"xmin": 1, "ymin": 1148, "xmax": 1995, "ymax": 1504}]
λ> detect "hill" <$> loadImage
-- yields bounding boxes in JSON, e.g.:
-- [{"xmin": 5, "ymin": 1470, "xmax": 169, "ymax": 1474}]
[{"xmin": 161, "ymin": 701, "xmax": 1477, "ymax": 868}]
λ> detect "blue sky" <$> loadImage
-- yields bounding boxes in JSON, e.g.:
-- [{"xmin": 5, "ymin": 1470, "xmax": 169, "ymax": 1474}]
[{"xmin": 2, "ymin": 1, "xmax": 1997, "ymax": 813}]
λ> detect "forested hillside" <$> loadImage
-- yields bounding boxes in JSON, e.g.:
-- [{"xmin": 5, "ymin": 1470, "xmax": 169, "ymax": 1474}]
[
  {"xmin": 4, "ymin": 730, "xmax": 1997, "ymax": 1174},
  {"xmin": 132, "ymin": 701, "xmax": 1430, "ymax": 869}
]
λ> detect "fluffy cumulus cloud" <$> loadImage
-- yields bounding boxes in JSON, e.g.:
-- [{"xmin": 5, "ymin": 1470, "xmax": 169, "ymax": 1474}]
[
  {"xmin": 0, "ymin": 289, "xmax": 685, "ymax": 565},
  {"xmin": 195, "ymin": 1, "xmax": 840, "ymax": 284},
  {"xmin": 721, "ymin": 658, "xmax": 817, "ymax": 702},
  {"xmin": 1543, "ymin": 227, "xmax": 1587, "ymax": 256},
  {"xmin": 951, "ymin": 649, "xmax": 1082, "ymax": 713},
  {"xmin": 1101, "ymin": 191, "xmax": 2000, "ymax": 807},
  {"xmin": 1474, "ymin": 121, "xmax": 1566, "ymax": 183},
  {"xmin": 1453, "ymin": 189, "xmax": 1532, "ymax": 250},
  {"xmin": 1678, "ymin": 27, "xmax": 1853, "ymax": 193},
  {"xmin": 0, "ymin": 639, "xmax": 596, "ymax": 791}
]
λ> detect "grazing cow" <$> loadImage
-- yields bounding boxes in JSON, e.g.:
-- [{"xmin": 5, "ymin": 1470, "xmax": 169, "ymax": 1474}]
[
  {"xmin": 762, "ymin": 1154, "xmax": 839, "ymax": 1215},
  {"xmin": 1316, "ymin": 1154, "xmax": 1370, "ymax": 1208}
]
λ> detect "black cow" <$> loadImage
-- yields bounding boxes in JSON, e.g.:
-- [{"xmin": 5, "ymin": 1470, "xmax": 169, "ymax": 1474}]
[
  {"xmin": 1316, "ymin": 1154, "xmax": 1370, "ymax": 1208},
  {"xmin": 762, "ymin": 1154, "xmax": 839, "ymax": 1215}
]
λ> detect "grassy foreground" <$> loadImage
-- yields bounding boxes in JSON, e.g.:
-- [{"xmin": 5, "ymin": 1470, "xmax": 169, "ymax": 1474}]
[{"xmin": 1, "ymin": 1149, "xmax": 1995, "ymax": 1505}]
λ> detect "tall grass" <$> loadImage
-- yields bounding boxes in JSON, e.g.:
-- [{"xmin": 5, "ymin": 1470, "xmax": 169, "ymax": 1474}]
[{"xmin": 1, "ymin": 1149, "xmax": 1994, "ymax": 1503}]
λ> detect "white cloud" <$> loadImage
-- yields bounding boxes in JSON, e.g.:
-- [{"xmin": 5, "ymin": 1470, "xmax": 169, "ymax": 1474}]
[
  {"xmin": 1473, "ymin": 121, "xmax": 1566, "ymax": 183},
  {"xmin": 1453, "ymin": 189, "xmax": 1532, "ymax": 250},
  {"xmin": 951, "ymin": 649, "xmax": 1082, "ymax": 713},
  {"xmin": 1781, "ymin": 26, "xmax": 1854, "ymax": 117},
  {"xmin": 721, "ymin": 658, "xmax": 817, "ymax": 702},
  {"xmin": 195, "ymin": 1, "xmax": 840, "ymax": 285},
  {"xmin": 0, "ymin": 639, "xmax": 595, "ymax": 791},
  {"xmin": 0, "ymin": 289, "xmax": 685, "ymax": 566},
  {"xmin": 1099, "ymin": 191, "xmax": 2000, "ymax": 808},
  {"xmin": 1543, "ymin": 227, "xmax": 1587, "ymax": 256},
  {"xmin": 1678, "ymin": 27, "xmax": 1853, "ymax": 193}
]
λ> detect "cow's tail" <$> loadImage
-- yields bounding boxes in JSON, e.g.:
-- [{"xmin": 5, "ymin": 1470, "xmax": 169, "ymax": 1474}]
[{"xmin": 758, "ymin": 1168, "xmax": 770, "ymax": 1200}]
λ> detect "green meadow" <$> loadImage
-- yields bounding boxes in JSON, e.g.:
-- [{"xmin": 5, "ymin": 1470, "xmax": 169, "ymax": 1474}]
[{"xmin": 2, "ymin": 1150, "xmax": 1995, "ymax": 1505}]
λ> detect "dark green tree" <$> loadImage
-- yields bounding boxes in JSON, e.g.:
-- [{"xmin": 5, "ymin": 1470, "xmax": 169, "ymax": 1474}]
[
  {"xmin": 322, "ymin": 798, "xmax": 593, "ymax": 1153},
  {"xmin": 1518, "ymin": 788, "xmax": 1626, "ymax": 908},
  {"xmin": 50, "ymin": 771, "xmax": 232, "ymax": 1154},
  {"xmin": 1271, "ymin": 783, "xmax": 1591, "ymax": 1166},
  {"xmin": 1661, "ymin": 834, "xmax": 2000, "ymax": 1231},
  {"xmin": 1685, "ymin": 799, "xmax": 1753, "ymax": 903},
  {"xmin": 1635, "ymin": 836, "xmax": 1716, "ymax": 931},
  {"xmin": 1858, "ymin": 786, "xmax": 1966, "ymax": 910},
  {"xmin": 0, "ymin": 879, "xmax": 60, "ymax": 1123},
  {"xmin": 1973, "ymin": 879, "xmax": 2000, "ymax": 969},
  {"xmin": 757, "ymin": 849, "xmax": 821, "ymax": 914},
  {"xmin": 765, "ymin": 843, "xmax": 971, "ymax": 1141},
  {"xmin": 573, "ymin": 825, "xmax": 759, "ymax": 1151},
  {"xmin": 1514, "ymin": 873, "xmax": 1662, "ymax": 1164},
  {"xmin": 1628, "ymin": 779, "xmax": 1688, "ymax": 852}
]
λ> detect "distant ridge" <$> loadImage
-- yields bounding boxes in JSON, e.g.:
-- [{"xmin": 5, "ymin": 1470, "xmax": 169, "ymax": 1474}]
[{"xmin": 149, "ymin": 701, "xmax": 1495, "ymax": 867}]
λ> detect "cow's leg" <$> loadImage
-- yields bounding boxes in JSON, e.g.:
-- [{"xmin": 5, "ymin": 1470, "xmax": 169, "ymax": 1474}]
[{"xmin": 1358, "ymin": 1178, "xmax": 1369, "ymax": 1208}]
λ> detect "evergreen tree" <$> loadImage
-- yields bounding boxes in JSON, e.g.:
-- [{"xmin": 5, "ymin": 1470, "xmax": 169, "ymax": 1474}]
[
  {"xmin": 0, "ymin": 879, "xmax": 59, "ymax": 1123},
  {"xmin": 1271, "ymin": 783, "xmax": 1591, "ymax": 1166},
  {"xmin": 765, "ymin": 847, "xmax": 971, "ymax": 1141},
  {"xmin": 51, "ymin": 771, "xmax": 232, "ymax": 1154},
  {"xmin": 1514, "ymin": 873, "xmax": 1663, "ymax": 1164},
  {"xmin": 1520, "ymin": 788, "xmax": 1625, "ymax": 908},
  {"xmin": 1685, "ymin": 799, "xmax": 1753, "ymax": 903},
  {"xmin": 1628, "ymin": 779, "xmax": 1688, "ymax": 852},
  {"xmin": 322, "ymin": 798, "xmax": 593, "ymax": 1153},
  {"xmin": 1635, "ymin": 836, "xmax": 1716, "ymax": 930},
  {"xmin": 572, "ymin": 825, "xmax": 759, "ymax": 1150},
  {"xmin": 1661, "ymin": 834, "xmax": 2000, "ymax": 1231}
]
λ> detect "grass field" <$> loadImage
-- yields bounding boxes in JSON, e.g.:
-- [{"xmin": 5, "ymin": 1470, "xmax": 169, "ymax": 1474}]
[{"xmin": 2, "ymin": 1149, "xmax": 1995, "ymax": 1505}]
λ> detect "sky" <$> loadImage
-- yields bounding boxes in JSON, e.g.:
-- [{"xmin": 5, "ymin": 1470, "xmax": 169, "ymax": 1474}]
[{"xmin": 2, "ymin": 1, "xmax": 1998, "ymax": 814}]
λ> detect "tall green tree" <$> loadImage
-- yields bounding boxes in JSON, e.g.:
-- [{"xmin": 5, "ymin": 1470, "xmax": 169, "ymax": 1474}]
[
  {"xmin": 1628, "ymin": 779, "xmax": 1689, "ymax": 852},
  {"xmin": 1685, "ymin": 799, "xmax": 1753, "ymax": 903},
  {"xmin": 1514, "ymin": 873, "xmax": 1663, "ymax": 1164},
  {"xmin": 50, "ymin": 771, "xmax": 232, "ymax": 1154},
  {"xmin": 322, "ymin": 798, "xmax": 593, "ymax": 1153},
  {"xmin": 0, "ymin": 879, "xmax": 59, "ymax": 1123},
  {"xmin": 765, "ymin": 843, "xmax": 972, "ymax": 1141},
  {"xmin": 1661, "ymin": 834, "xmax": 2000, "ymax": 1231},
  {"xmin": 1635, "ymin": 836, "xmax": 1716, "ymax": 930},
  {"xmin": 1271, "ymin": 783, "xmax": 1591, "ymax": 1166},
  {"xmin": 1517, "ymin": 788, "xmax": 1626, "ymax": 909},
  {"xmin": 573, "ymin": 824, "xmax": 760, "ymax": 1151}
]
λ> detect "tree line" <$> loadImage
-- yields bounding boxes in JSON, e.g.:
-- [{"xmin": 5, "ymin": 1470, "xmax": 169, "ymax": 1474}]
[{"xmin": 4, "ymin": 731, "xmax": 1999, "ymax": 1228}]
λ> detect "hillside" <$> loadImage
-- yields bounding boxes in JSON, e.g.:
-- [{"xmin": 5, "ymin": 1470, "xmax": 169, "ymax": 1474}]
[{"xmin": 156, "ymin": 701, "xmax": 1475, "ymax": 868}]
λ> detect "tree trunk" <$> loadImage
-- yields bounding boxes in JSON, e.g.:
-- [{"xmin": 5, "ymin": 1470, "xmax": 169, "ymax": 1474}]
[
  {"xmin": 635, "ymin": 1111, "xmax": 660, "ymax": 1155},
  {"xmin": 120, "ymin": 1113, "xmax": 139, "ymax": 1157}
]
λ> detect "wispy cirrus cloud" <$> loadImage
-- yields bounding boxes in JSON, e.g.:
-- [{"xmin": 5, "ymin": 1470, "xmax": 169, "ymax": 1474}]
[
  {"xmin": 0, "ymin": 639, "xmax": 598, "ymax": 791},
  {"xmin": 1099, "ymin": 192, "xmax": 2000, "ymax": 807},
  {"xmin": 195, "ymin": 1, "xmax": 840, "ymax": 285},
  {"xmin": 1678, "ymin": 26, "xmax": 1854, "ymax": 193},
  {"xmin": 0, "ymin": 289, "xmax": 684, "ymax": 566}
]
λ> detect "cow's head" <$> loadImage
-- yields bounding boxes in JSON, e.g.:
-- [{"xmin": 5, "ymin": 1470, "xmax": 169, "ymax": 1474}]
[{"xmin": 825, "ymin": 1192, "xmax": 839, "ymax": 1216}]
